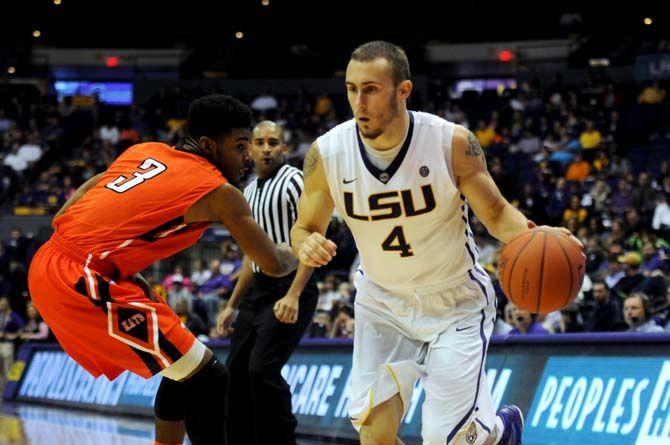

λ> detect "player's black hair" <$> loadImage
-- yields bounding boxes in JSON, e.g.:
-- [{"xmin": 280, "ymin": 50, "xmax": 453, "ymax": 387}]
[{"xmin": 186, "ymin": 94, "xmax": 252, "ymax": 140}]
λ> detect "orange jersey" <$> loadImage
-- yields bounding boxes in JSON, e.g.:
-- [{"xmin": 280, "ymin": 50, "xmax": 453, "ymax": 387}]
[{"xmin": 53, "ymin": 142, "xmax": 226, "ymax": 278}]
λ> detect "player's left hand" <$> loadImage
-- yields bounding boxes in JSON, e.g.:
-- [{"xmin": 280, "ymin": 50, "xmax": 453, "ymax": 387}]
[{"xmin": 274, "ymin": 294, "xmax": 299, "ymax": 324}]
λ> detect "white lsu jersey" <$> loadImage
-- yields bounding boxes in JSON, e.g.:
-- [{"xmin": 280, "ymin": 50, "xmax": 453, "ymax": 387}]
[{"xmin": 318, "ymin": 111, "xmax": 480, "ymax": 298}]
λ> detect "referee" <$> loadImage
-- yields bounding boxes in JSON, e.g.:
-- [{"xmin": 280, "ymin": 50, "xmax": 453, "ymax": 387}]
[{"xmin": 218, "ymin": 121, "xmax": 318, "ymax": 445}]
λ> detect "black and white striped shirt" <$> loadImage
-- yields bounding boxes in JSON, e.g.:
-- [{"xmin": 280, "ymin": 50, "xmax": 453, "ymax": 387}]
[{"xmin": 244, "ymin": 164, "xmax": 304, "ymax": 273}]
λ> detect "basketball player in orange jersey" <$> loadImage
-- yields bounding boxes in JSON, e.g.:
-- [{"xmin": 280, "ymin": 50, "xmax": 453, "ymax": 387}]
[
  {"xmin": 28, "ymin": 95, "xmax": 296, "ymax": 445},
  {"xmin": 291, "ymin": 41, "xmax": 583, "ymax": 445}
]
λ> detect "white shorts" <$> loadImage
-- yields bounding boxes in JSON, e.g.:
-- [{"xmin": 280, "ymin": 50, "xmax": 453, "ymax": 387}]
[{"xmin": 350, "ymin": 264, "xmax": 502, "ymax": 445}]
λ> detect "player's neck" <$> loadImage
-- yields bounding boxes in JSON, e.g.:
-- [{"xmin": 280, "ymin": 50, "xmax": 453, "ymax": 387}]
[{"xmin": 362, "ymin": 109, "xmax": 409, "ymax": 151}]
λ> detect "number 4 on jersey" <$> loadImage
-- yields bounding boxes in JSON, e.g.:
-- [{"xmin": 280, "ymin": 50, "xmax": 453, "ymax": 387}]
[
  {"xmin": 106, "ymin": 158, "xmax": 167, "ymax": 193},
  {"xmin": 381, "ymin": 226, "xmax": 414, "ymax": 257}
]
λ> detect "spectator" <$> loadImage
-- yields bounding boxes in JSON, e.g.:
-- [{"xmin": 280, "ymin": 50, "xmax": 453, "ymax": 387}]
[
  {"xmin": 563, "ymin": 194, "xmax": 588, "ymax": 224},
  {"xmin": 515, "ymin": 182, "xmax": 546, "ymax": 223},
  {"xmin": 585, "ymin": 237, "xmax": 605, "ymax": 274},
  {"xmin": 652, "ymin": 193, "xmax": 670, "ymax": 235},
  {"xmin": 174, "ymin": 299, "xmax": 208, "ymax": 338},
  {"xmin": 558, "ymin": 304, "xmax": 584, "ymax": 333},
  {"xmin": 163, "ymin": 265, "xmax": 192, "ymax": 292},
  {"xmin": 565, "ymin": 152, "xmax": 591, "ymax": 182},
  {"xmin": 583, "ymin": 281, "xmax": 624, "ymax": 332},
  {"xmin": 306, "ymin": 310, "xmax": 332, "ymax": 338},
  {"xmin": 612, "ymin": 252, "xmax": 646, "ymax": 298},
  {"xmin": 509, "ymin": 306, "xmax": 549, "ymax": 335},
  {"xmin": 198, "ymin": 259, "xmax": 233, "ymax": 327},
  {"xmin": 19, "ymin": 302, "xmax": 50, "ymax": 341},
  {"xmin": 638, "ymin": 82, "xmax": 665, "ymax": 104},
  {"xmin": 624, "ymin": 293, "xmax": 663, "ymax": 333},
  {"xmin": 493, "ymin": 300, "xmax": 513, "ymax": 335},
  {"xmin": 219, "ymin": 246, "xmax": 242, "ymax": 294},
  {"xmin": 314, "ymin": 91, "xmax": 334, "ymax": 117},
  {"xmin": 518, "ymin": 130, "xmax": 541, "ymax": 155},
  {"xmin": 316, "ymin": 274, "xmax": 344, "ymax": 312},
  {"xmin": 545, "ymin": 177, "xmax": 570, "ymax": 224},
  {"xmin": 579, "ymin": 120, "xmax": 602, "ymax": 151},
  {"xmin": 17, "ymin": 133, "xmax": 43, "ymax": 164},
  {"xmin": 642, "ymin": 241, "xmax": 667, "ymax": 276},
  {"xmin": 623, "ymin": 210, "xmax": 645, "ymax": 250},
  {"xmin": 3, "ymin": 144, "xmax": 28, "ymax": 175},
  {"xmin": 611, "ymin": 179, "xmax": 634, "ymax": 216},
  {"xmin": 0, "ymin": 296, "xmax": 24, "ymax": 378},
  {"xmin": 475, "ymin": 119, "xmax": 496, "ymax": 148},
  {"xmin": 633, "ymin": 172, "xmax": 658, "ymax": 221},
  {"xmin": 166, "ymin": 275, "xmax": 193, "ymax": 311},
  {"xmin": 190, "ymin": 260, "xmax": 211, "ymax": 287},
  {"xmin": 330, "ymin": 304, "xmax": 355, "ymax": 339},
  {"xmin": 99, "ymin": 120, "xmax": 120, "ymax": 145}
]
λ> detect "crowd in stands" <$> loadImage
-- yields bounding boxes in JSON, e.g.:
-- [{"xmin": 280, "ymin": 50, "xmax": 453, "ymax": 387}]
[{"xmin": 1, "ymin": 75, "xmax": 670, "ymax": 379}]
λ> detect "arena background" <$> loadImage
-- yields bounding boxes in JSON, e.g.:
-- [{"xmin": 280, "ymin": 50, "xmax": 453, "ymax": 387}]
[{"xmin": 1, "ymin": 1, "xmax": 669, "ymax": 444}]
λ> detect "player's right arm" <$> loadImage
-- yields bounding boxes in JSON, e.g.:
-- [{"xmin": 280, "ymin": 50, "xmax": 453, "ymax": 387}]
[
  {"xmin": 54, "ymin": 172, "xmax": 105, "ymax": 220},
  {"xmin": 187, "ymin": 184, "xmax": 296, "ymax": 277},
  {"xmin": 290, "ymin": 142, "xmax": 337, "ymax": 267}
]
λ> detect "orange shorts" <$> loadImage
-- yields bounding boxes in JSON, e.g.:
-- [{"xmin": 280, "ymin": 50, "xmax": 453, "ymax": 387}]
[{"xmin": 27, "ymin": 234, "xmax": 196, "ymax": 380}]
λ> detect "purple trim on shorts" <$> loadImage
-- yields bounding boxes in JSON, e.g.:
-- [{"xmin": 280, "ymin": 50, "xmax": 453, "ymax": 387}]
[{"xmin": 446, "ymin": 308, "xmax": 488, "ymax": 443}]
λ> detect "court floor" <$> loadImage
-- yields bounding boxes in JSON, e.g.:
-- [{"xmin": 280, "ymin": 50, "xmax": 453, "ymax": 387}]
[{"xmin": 0, "ymin": 402, "xmax": 344, "ymax": 445}]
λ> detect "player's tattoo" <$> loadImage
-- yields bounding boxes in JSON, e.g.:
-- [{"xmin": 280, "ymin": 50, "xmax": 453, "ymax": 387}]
[
  {"xmin": 303, "ymin": 143, "xmax": 319, "ymax": 177},
  {"xmin": 465, "ymin": 132, "xmax": 483, "ymax": 157}
]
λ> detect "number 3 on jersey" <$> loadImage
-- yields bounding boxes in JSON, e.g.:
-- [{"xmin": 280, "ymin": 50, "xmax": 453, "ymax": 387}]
[
  {"xmin": 382, "ymin": 226, "xmax": 414, "ymax": 257},
  {"xmin": 105, "ymin": 158, "xmax": 167, "ymax": 193}
]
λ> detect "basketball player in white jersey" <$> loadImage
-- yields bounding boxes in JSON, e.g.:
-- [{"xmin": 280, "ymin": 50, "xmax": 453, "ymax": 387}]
[{"xmin": 291, "ymin": 41, "xmax": 583, "ymax": 445}]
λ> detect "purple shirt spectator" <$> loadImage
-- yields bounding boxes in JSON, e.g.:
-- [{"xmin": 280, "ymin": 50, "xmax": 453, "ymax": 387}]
[{"xmin": 509, "ymin": 322, "xmax": 549, "ymax": 335}]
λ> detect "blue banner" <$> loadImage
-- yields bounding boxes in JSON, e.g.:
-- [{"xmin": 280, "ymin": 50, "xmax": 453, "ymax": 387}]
[
  {"xmin": 6, "ymin": 335, "xmax": 670, "ymax": 444},
  {"xmin": 527, "ymin": 357, "xmax": 670, "ymax": 445}
]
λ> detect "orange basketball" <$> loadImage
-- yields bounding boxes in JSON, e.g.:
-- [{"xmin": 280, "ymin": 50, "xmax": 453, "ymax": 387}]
[{"xmin": 498, "ymin": 227, "xmax": 585, "ymax": 314}]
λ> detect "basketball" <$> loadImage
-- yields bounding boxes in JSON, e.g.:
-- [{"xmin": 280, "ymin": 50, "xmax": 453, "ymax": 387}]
[{"xmin": 498, "ymin": 227, "xmax": 585, "ymax": 314}]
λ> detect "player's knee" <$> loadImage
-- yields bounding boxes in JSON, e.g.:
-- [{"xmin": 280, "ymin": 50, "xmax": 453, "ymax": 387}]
[
  {"xmin": 154, "ymin": 377, "xmax": 187, "ymax": 421},
  {"xmin": 179, "ymin": 356, "xmax": 228, "ymax": 444},
  {"xmin": 155, "ymin": 353, "xmax": 228, "ymax": 421}
]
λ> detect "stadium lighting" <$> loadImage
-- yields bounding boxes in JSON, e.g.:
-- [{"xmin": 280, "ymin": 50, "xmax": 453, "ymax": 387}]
[{"xmin": 589, "ymin": 58, "xmax": 610, "ymax": 67}]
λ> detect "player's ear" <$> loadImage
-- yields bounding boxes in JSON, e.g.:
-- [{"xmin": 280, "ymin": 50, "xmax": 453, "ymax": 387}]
[
  {"xmin": 199, "ymin": 136, "xmax": 216, "ymax": 155},
  {"xmin": 398, "ymin": 79, "xmax": 413, "ymax": 100}
]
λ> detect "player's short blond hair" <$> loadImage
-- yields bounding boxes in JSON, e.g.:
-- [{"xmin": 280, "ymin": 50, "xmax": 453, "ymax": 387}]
[{"xmin": 350, "ymin": 40, "xmax": 411, "ymax": 86}]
